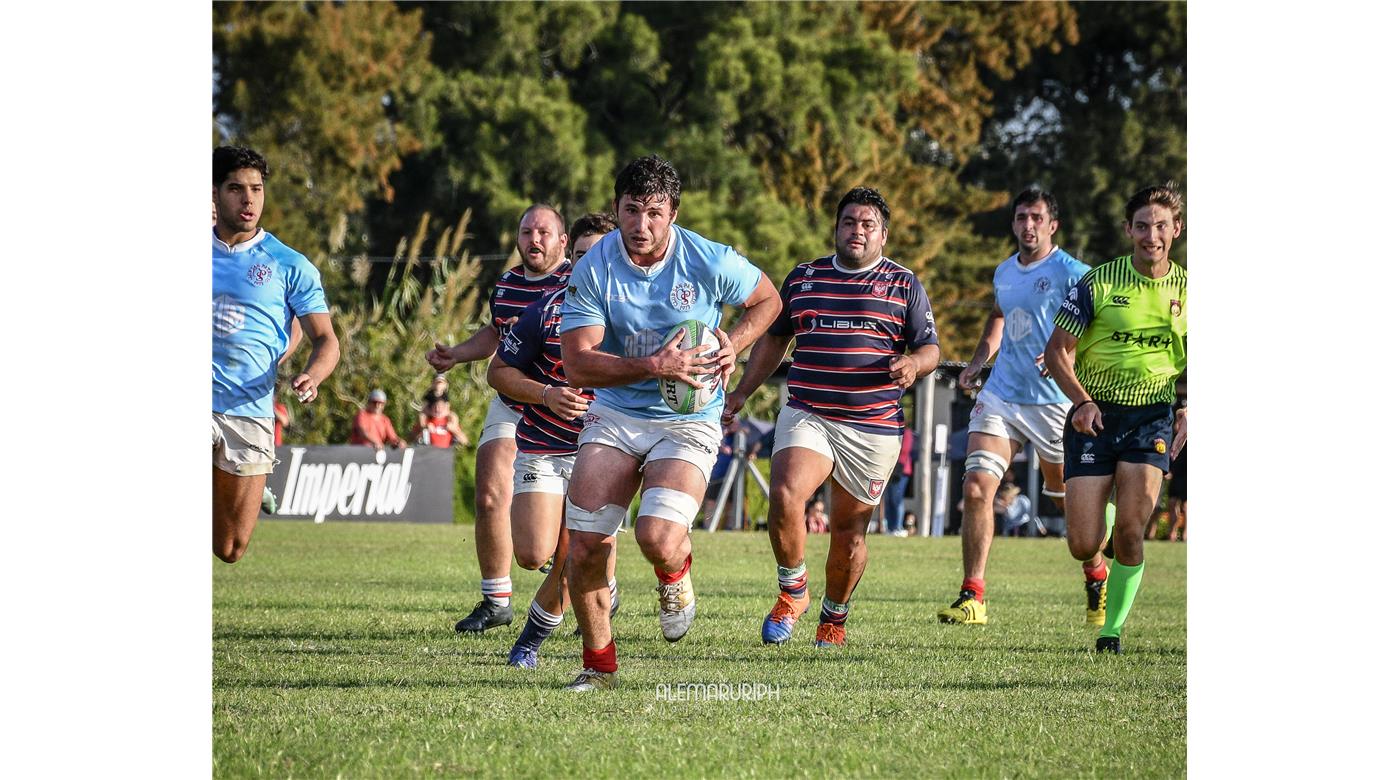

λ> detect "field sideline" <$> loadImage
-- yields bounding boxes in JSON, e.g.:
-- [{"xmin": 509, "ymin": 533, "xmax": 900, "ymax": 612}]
[{"xmin": 214, "ymin": 522, "xmax": 1185, "ymax": 777}]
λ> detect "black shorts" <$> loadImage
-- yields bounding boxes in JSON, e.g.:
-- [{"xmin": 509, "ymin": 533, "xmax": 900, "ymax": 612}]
[
  {"xmin": 1167, "ymin": 444, "xmax": 1187, "ymax": 499},
  {"xmin": 1063, "ymin": 402, "xmax": 1173, "ymax": 479}
]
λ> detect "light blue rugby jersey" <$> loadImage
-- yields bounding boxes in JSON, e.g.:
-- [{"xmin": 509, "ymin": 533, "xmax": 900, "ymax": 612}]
[
  {"xmin": 559, "ymin": 225, "xmax": 761, "ymax": 420},
  {"xmin": 982, "ymin": 247, "xmax": 1089, "ymax": 405},
  {"xmin": 213, "ymin": 229, "xmax": 328, "ymax": 418}
]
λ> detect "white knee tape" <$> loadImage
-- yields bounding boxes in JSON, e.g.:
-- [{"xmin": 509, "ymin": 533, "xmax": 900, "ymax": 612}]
[
  {"xmin": 965, "ymin": 449, "xmax": 1009, "ymax": 480},
  {"xmin": 564, "ymin": 497, "xmax": 627, "ymax": 536},
  {"xmin": 639, "ymin": 487, "xmax": 700, "ymax": 527}
]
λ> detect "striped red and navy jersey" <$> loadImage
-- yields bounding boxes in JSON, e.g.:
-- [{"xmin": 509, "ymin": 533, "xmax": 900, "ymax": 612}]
[
  {"xmin": 490, "ymin": 260, "xmax": 571, "ymax": 412},
  {"xmin": 771, "ymin": 255, "xmax": 938, "ymax": 435},
  {"xmin": 497, "ymin": 289, "xmax": 595, "ymax": 455}
]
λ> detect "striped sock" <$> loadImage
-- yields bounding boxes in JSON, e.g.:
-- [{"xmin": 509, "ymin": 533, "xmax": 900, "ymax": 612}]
[
  {"xmin": 819, "ymin": 597, "xmax": 849, "ymax": 626},
  {"xmin": 608, "ymin": 578, "xmax": 619, "ymax": 613},
  {"xmin": 514, "ymin": 600, "xmax": 564, "ymax": 653},
  {"xmin": 481, "ymin": 576, "xmax": 512, "ymax": 607},
  {"xmin": 777, "ymin": 562, "xmax": 808, "ymax": 598}
]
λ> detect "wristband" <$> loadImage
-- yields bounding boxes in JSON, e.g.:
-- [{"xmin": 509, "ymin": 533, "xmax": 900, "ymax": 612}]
[
  {"xmin": 541, "ymin": 385, "xmax": 553, "ymax": 405},
  {"xmin": 1070, "ymin": 400, "xmax": 1097, "ymax": 417}
]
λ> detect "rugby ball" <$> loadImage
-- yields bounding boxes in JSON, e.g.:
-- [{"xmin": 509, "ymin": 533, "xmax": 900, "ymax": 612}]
[{"xmin": 659, "ymin": 320, "xmax": 722, "ymax": 414}]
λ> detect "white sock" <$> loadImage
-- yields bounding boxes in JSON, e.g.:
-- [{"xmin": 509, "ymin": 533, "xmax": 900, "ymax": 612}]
[{"xmin": 481, "ymin": 576, "xmax": 512, "ymax": 607}]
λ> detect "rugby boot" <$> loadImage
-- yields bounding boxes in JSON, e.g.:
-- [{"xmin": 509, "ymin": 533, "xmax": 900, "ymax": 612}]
[
  {"xmin": 657, "ymin": 571, "xmax": 696, "ymax": 642},
  {"xmin": 506, "ymin": 645, "xmax": 538, "ymax": 670},
  {"xmin": 1086, "ymin": 574, "xmax": 1108, "ymax": 627},
  {"xmin": 936, "ymin": 590, "xmax": 988, "ymax": 625},
  {"xmin": 813, "ymin": 622, "xmax": 846, "ymax": 648},
  {"xmin": 1096, "ymin": 636, "xmax": 1122, "ymax": 655},
  {"xmin": 564, "ymin": 668, "xmax": 617, "ymax": 692},
  {"xmin": 454, "ymin": 600, "xmax": 513, "ymax": 633},
  {"xmin": 761, "ymin": 590, "xmax": 811, "ymax": 645}
]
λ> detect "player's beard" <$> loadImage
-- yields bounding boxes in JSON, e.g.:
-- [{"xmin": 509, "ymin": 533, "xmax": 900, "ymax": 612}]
[
  {"xmin": 521, "ymin": 243, "xmax": 563, "ymax": 275},
  {"xmin": 834, "ymin": 242, "xmax": 879, "ymax": 269}
]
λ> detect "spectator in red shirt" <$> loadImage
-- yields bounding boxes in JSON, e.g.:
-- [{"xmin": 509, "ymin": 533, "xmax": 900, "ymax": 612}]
[
  {"xmin": 350, "ymin": 388, "xmax": 403, "ymax": 449},
  {"xmin": 411, "ymin": 392, "xmax": 467, "ymax": 447}
]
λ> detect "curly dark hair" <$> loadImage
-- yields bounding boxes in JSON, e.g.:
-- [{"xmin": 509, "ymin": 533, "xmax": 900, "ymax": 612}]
[
  {"xmin": 834, "ymin": 186, "xmax": 891, "ymax": 229},
  {"xmin": 613, "ymin": 154, "xmax": 681, "ymax": 212},
  {"xmin": 569, "ymin": 212, "xmax": 618, "ymax": 244},
  {"xmin": 1124, "ymin": 181, "xmax": 1184, "ymax": 224},
  {"xmin": 1013, "ymin": 188, "xmax": 1059, "ymax": 221},
  {"xmin": 213, "ymin": 146, "xmax": 270, "ymax": 186}
]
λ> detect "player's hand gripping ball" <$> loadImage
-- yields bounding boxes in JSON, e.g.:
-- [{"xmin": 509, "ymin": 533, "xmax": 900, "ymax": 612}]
[{"xmin": 659, "ymin": 319, "xmax": 721, "ymax": 414}]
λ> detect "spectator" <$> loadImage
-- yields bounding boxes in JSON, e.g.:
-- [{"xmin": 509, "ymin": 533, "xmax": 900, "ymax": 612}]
[
  {"xmin": 805, "ymin": 497, "xmax": 830, "ymax": 534},
  {"xmin": 411, "ymin": 392, "xmax": 467, "ymax": 447},
  {"xmin": 884, "ymin": 427, "xmax": 915, "ymax": 536},
  {"xmin": 996, "ymin": 478, "xmax": 1035, "ymax": 536},
  {"xmin": 902, "ymin": 511, "xmax": 917, "ymax": 536},
  {"xmin": 350, "ymin": 388, "xmax": 403, "ymax": 449}
]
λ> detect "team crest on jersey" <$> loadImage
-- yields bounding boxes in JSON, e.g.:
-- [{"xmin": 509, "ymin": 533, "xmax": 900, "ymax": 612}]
[
  {"xmin": 804, "ymin": 266, "xmax": 815, "ymax": 277},
  {"xmin": 1170, "ymin": 299, "xmax": 1182, "ymax": 317},
  {"xmin": 496, "ymin": 288, "xmax": 505, "ymax": 297},
  {"xmin": 868, "ymin": 479, "xmax": 886, "ymax": 498},
  {"xmin": 1035, "ymin": 276, "xmax": 1051, "ymax": 294},
  {"xmin": 872, "ymin": 280, "xmax": 889, "ymax": 297},
  {"xmin": 670, "ymin": 281, "xmax": 697, "ymax": 311},
  {"xmin": 247, "ymin": 263, "xmax": 273, "ymax": 286}
]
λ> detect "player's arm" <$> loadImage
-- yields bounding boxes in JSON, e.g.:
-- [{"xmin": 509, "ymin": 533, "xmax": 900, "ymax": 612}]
[
  {"xmin": 427, "ymin": 324, "xmax": 503, "ymax": 372},
  {"xmin": 1046, "ymin": 275, "xmax": 1101, "ymax": 435},
  {"xmin": 721, "ymin": 330, "xmax": 793, "ymax": 425},
  {"xmin": 487, "ymin": 354, "xmax": 590, "ymax": 420},
  {"xmin": 958, "ymin": 304, "xmax": 1003, "ymax": 390},
  {"xmin": 889, "ymin": 343, "xmax": 941, "ymax": 390},
  {"xmin": 562, "ymin": 325, "xmax": 715, "ymax": 390},
  {"xmin": 712, "ymin": 273, "xmax": 781, "ymax": 384},
  {"xmin": 889, "ymin": 279, "xmax": 941, "ymax": 389},
  {"xmin": 291, "ymin": 312, "xmax": 339, "ymax": 404},
  {"xmin": 278, "ymin": 317, "xmax": 304, "ymax": 367}
]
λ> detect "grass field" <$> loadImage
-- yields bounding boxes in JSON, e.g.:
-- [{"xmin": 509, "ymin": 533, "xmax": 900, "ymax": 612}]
[{"xmin": 214, "ymin": 522, "xmax": 1186, "ymax": 778}]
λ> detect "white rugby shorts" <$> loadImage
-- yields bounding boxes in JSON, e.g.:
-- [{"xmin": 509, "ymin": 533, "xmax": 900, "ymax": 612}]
[
  {"xmin": 212, "ymin": 413, "xmax": 277, "ymax": 476},
  {"xmin": 772, "ymin": 405, "xmax": 901, "ymax": 506},
  {"xmin": 967, "ymin": 387, "xmax": 1070, "ymax": 464},
  {"xmin": 477, "ymin": 395, "xmax": 522, "ymax": 447}
]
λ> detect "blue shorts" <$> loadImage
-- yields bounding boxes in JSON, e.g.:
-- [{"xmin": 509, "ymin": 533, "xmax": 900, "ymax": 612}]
[{"xmin": 1063, "ymin": 402, "xmax": 1173, "ymax": 479}]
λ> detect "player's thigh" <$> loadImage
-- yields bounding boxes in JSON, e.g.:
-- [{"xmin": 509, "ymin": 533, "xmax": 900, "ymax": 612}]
[
  {"xmin": 769, "ymin": 446, "xmax": 834, "ymax": 510},
  {"xmin": 510, "ymin": 491, "xmax": 564, "ymax": 561},
  {"xmin": 827, "ymin": 479, "xmax": 877, "ymax": 535},
  {"xmin": 567, "ymin": 442, "xmax": 643, "ymax": 510},
  {"xmin": 1064, "ymin": 474, "xmax": 1115, "ymax": 545},
  {"xmin": 213, "ymin": 466, "xmax": 265, "ymax": 537},
  {"xmin": 1111, "ymin": 461, "xmax": 1164, "ymax": 529},
  {"xmin": 1038, "ymin": 458, "xmax": 1066, "ymax": 494},
  {"xmin": 475, "ymin": 436, "xmax": 518, "ymax": 494}
]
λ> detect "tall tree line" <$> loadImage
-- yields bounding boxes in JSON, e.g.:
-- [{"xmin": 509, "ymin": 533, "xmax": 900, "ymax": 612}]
[{"xmin": 213, "ymin": 1, "xmax": 1185, "ymax": 362}]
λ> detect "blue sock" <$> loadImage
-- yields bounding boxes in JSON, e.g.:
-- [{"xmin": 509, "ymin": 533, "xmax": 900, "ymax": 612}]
[{"xmin": 513, "ymin": 600, "xmax": 563, "ymax": 652}]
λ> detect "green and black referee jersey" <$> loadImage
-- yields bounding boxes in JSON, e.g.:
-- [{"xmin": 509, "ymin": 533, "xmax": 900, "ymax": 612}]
[{"xmin": 1053, "ymin": 255, "xmax": 1187, "ymax": 406}]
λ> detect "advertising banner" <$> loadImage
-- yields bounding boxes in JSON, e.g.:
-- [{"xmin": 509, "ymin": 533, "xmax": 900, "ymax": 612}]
[{"xmin": 260, "ymin": 445, "xmax": 455, "ymax": 524}]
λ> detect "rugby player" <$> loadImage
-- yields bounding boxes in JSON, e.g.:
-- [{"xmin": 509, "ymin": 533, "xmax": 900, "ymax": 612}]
[
  {"xmin": 427, "ymin": 205, "xmax": 571, "ymax": 633},
  {"xmin": 1045, "ymin": 183, "xmax": 1187, "ymax": 654},
  {"xmin": 724, "ymin": 187, "xmax": 940, "ymax": 648},
  {"xmin": 558, "ymin": 155, "xmax": 780, "ymax": 690},
  {"xmin": 939, "ymin": 188, "xmax": 1114, "ymax": 627},
  {"xmin": 213, "ymin": 146, "xmax": 340, "ymax": 563}
]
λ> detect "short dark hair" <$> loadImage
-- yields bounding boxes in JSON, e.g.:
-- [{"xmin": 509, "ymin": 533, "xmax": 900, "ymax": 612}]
[
  {"xmin": 1124, "ymin": 181, "xmax": 1184, "ymax": 224},
  {"xmin": 569, "ymin": 212, "xmax": 617, "ymax": 244},
  {"xmin": 213, "ymin": 146, "xmax": 269, "ymax": 186},
  {"xmin": 834, "ymin": 187, "xmax": 891, "ymax": 229},
  {"xmin": 613, "ymin": 154, "xmax": 682, "ymax": 212},
  {"xmin": 423, "ymin": 391, "xmax": 448, "ymax": 405},
  {"xmin": 519, "ymin": 203, "xmax": 566, "ymax": 234},
  {"xmin": 1012, "ymin": 188, "xmax": 1059, "ymax": 221}
]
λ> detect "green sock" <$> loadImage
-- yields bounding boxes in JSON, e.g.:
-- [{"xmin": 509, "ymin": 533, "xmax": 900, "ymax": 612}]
[
  {"xmin": 1100, "ymin": 560, "xmax": 1143, "ymax": 639},
  {"xmin": 1104, "ymin": 501, "xmax": 1117, "ymax": 537}
]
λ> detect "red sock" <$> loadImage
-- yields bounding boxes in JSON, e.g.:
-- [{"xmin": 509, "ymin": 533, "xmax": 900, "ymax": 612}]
[
  {"xmin": 655, "ymin": 554, "xmax": 691, "ymax": 585},
  {"xmin": 961, "ymin": 577, "xmax": 985, "ymax": 602},
  {"xmin": 1083, "ymin": 560, "xmax": 1108, "ymax": 581},
  {"xmin": 582, "ymin": 639, "xmax": 618, "ymax": 673}
]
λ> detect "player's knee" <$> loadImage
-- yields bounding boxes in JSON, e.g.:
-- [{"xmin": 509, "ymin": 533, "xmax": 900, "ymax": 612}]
[
  {"xmin": 566, "ymin": 533, "xmax": 609, "ymax": 573},
  {"xmin": 514, "ymin": 548, "xmax": 550, "ymax": 572},
  {"xmin": 1065, "ymin": 531, "xmax": 1100, "ymax": 561},
  {"xmin": 475, "ymin": 488, "xmax": 508, "ymax": 518},
  {"xmin": 965, "ymin": 450, "xmax": 1008, "ymax": 485}
]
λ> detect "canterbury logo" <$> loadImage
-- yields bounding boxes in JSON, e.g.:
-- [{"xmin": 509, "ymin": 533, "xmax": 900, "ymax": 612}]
[{"xmin": 1111, "ymin": 295, "xmax": 1130, "ymax": 306}]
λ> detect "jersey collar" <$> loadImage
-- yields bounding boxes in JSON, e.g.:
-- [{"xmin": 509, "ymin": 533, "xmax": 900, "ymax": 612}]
[{"xmin": 212, "ymin": 227, "xmax": 267, "ymax": 254}]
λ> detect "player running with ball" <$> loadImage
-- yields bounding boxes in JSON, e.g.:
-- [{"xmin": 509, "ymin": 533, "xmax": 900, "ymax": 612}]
[
  {"xmin": 724, "ymin": 187, "xmax": 940, "ymax": 648},
  {"xmin": 558, "ymin": 155, "xmax": 780, "ymax": 691},
  {"xmin": 1045, "ymin": 183, "xmax": 1187, "ymax": 655}
]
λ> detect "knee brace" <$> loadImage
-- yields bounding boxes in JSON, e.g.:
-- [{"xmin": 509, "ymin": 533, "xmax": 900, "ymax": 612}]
[
  {"xmin": 564, "ymin": 497, "xmax": 627, "ymax": 537},
  {"xmin": 964, "ymin": 449, "xmax": 1009, "ymax": 481},
  {"xmin": 639, "ymin": 487, "xmax": 700, "ymax": 527}
]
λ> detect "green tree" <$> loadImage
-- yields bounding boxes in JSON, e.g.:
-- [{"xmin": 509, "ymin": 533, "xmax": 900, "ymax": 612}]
[
  {"xmin": 213, "ymin": 1, "xmax": 439, "ymax": 271},
  {"xmin": 964, "ymin": 1, "xmax": 1187, "ymax": 266}
]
